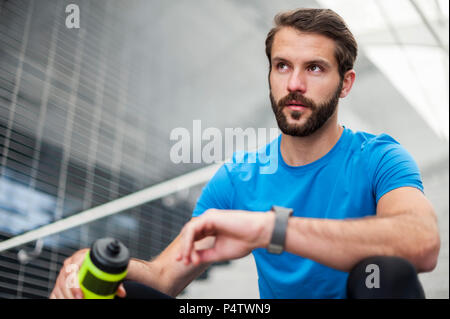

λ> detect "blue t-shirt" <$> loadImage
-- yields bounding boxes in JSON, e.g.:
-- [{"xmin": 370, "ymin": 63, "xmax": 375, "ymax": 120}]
[{"xmin": 192, "ymin": 127, "xmax": 423, "ymax": 299}]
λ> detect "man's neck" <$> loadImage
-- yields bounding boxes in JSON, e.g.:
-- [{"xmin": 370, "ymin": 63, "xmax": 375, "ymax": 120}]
[{"xmin": 280, "ymin": 117, "xmax": 343, "ymax": 167}]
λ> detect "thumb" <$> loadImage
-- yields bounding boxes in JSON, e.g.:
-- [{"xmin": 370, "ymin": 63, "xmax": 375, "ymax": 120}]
[{"xmin": 116, "ymin": 283, "xmax": 126, "ymax": 298}]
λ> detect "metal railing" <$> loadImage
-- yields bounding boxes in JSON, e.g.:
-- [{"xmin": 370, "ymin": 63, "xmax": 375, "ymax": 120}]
[{"xmin": 0, "ymin": 162, "xmax": 222, "ymax": 253}]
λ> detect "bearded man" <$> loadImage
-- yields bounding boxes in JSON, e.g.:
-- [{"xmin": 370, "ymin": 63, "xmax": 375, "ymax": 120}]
[{"xmin": 52, "ymin": 8, "xmax": 440, "ymax": 299}]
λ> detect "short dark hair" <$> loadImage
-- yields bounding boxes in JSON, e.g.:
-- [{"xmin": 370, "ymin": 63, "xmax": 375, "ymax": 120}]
[{"xmin": 265, "ymin": 8, "xmax": 358, "ymax": 79}]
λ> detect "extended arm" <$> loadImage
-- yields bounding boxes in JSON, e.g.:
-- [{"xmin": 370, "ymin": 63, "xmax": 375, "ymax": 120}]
[
  {"xmin": 283, "ymin": 187, "xmax": 440, "ymax": 272},
  {"xmin": 177, "ymin": 187, "xmax": 440, "ymax": 273},
  {"xmin": 125, "ymin": 231, "xmax": 215, "ymax": 297},
  {"xmin": 50, "ymin": 218, "xmax": 214, "ymax": 298}
]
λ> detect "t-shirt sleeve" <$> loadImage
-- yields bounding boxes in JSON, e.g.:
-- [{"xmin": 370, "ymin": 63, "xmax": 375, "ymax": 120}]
[
  {"xmin": 365, "ymin": 134, "xmax": 424, "ymax": 203},
  {"xmin": 192, "ymin": 164, "xmax": 235, "ymax": 217}
]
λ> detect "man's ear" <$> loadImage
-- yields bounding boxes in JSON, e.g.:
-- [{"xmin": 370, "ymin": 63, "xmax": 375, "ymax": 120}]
[{"xmin": 340, "ymin": 69, "xmax": 356, "ymax": 98}]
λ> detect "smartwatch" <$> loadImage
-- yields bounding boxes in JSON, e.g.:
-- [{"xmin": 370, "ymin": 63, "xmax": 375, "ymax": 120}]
[{"xmin": 267, "ymin": 206, "xmax": 293, "ymax": 254}]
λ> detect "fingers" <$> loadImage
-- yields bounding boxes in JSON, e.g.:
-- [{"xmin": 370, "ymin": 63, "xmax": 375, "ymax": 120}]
[
  {"xmin": 176, "ymin": 211, "xmax": 259, "ymax": 266},
  {"xmin": 50, "ymin": 273, "xmax": 82, "ymax": 299},
  {"xmin": 175, "ymin": 242, "xmax": 209, "ymax": 266},
  {"xmin": 190, "ymin": 249, "xmax": 200, "ymax": 265},
  {"xmin": 177, "ymin": 221, "xmax": 197, "ymax": 265},
  {"xmin": 193, "ymin": 248, "xmax": 216, "ymax": 265},
  {"xmin": 176, "ymin": 213, "xmax": 224, "ymax": 266},
  {"xmin": 50, "ymin": 278, "xmax": 73, "ymax": 299},
  {"xmin": 182, "ymin": 222, "xmax": 197, "ymax": 265},
  {"xmin": 51, "ymin": 290, "xmax": 63, "ymax": 299},
  {"xmin": 116, "ymin": 283, "xmax": 126, "ymax": 298},
  {"xmin": 180, "ymin": 218, "xmax": 213, "ymax": 265},
  {"xmin": 49, "ymin": 249, "xmax": 87, "ymax": 299},
  {"xmin": 62, "ymin": 283, "xmax": 77, "ymax": 299}
]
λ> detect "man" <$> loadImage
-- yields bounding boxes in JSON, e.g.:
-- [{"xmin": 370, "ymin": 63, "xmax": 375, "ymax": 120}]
[{"xmin": 51, "ymin": 8, "xmax": 440, "ymax": 299}]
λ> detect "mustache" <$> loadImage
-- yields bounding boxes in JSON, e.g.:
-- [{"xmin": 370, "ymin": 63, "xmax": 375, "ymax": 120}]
[{"xmin": 277, "ymin": 92, "xmax": 316, "ymax": 110}]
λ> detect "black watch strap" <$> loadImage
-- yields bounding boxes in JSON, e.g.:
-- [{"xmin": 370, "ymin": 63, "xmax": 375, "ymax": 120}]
[{"xmin": 267, "ymin": 206, "xmax": 293, "ymax": 254}]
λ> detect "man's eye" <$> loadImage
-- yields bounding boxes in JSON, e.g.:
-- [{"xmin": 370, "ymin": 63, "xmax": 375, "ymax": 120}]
[
  {"xmin": 308, "ymin": 65, "xmax": 323, "ymax": 73},
  {"xmin": 277, "ymin": 62, "xmax": 289, "ymax": 71}
]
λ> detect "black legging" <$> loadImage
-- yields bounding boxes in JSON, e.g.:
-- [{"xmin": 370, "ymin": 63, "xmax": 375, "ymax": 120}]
[
  {"xmin": 115, "ymin": 281, "xmax": 174, "ymax": 299},
  {"xmin": 346, "ymin": 256, "xmax": 425, "ymax": 299},
  {"xmin": 116, "ymin": 256, "xmax": 425, "ymax": 299}
]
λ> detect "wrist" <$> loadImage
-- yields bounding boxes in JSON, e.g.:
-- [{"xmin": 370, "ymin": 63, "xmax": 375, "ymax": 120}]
[
  {"xmin": 266, "ymin": 206, "xmax": 293, "ymax": 254},
  {"xmin": 259, "ymin": 211, "xmax": 276, "ymax": 249},
  {"xmin": 125, "ymin": 258, "xmax": 153, "ymax": 282}
]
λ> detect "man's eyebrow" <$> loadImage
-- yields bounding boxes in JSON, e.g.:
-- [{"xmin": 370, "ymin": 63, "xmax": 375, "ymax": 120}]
[
  {"xmin": 272, "ymin": 56, "xmax": 333, "ymax": 68},
  {"xmin": 305, "ymin": 59, "xmax": 332, "ymax": 69},
  {"xmin": 272, "ymin": 56, "xmax": 289, "ymax": 63}
]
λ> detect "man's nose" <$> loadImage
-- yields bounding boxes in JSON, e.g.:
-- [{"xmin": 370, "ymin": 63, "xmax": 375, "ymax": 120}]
[{"xmin": 287, "ymin": 70, "xmax": 306, "ymax": 94}]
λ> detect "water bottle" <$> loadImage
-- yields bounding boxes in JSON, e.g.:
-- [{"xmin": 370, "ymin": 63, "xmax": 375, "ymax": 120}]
[{"xmin": 78, "ymin": 237, "xmax": 130, "ymax": 299}]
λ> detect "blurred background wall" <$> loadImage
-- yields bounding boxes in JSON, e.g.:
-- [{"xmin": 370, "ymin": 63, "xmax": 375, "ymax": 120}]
[{"xmin": 0, "ymin": 0, "xmax": 448, "ymax": 298}]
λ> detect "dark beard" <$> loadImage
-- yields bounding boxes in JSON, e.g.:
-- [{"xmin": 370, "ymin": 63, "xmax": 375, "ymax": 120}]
[{"xmin": 270, "ymin": 80, "xmax": 343, "ymax": 137}]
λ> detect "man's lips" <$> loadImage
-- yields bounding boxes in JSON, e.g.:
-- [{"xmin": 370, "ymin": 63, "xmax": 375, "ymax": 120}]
[{"xmin": 285, "ymin": 102, "xmax": 307, "ymax": 111}]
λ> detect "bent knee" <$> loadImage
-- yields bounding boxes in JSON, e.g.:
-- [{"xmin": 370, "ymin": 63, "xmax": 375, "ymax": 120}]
[{"xmin": 346, "ymin": 256, "xmax": 425, "ymax": 299}]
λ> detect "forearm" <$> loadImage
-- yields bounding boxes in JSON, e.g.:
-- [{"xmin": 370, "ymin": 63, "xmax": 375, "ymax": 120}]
[
  {"xmin": 125, "ymin": 235, "xmax": 214, "ymax": 297},
  {"xmin": 125, "ymin": 258, "xmax": 167, "ymax": 293},
  {"xmin": 283, "ymin": 213, "xmax": 439, "ymax": 272}
]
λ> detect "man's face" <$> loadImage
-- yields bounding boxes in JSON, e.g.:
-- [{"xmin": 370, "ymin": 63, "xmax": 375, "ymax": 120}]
[{"xmin": 269, "ymin": 27, "xmax": 343, "ymax": 137}]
